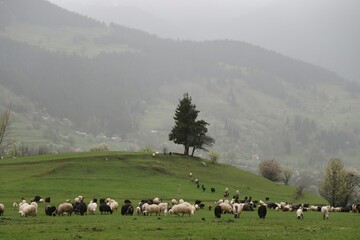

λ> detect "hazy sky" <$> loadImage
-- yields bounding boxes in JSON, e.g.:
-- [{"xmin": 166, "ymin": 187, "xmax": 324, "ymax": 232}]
[{"xmin": 48, "ymin": 0, "xmax": 359, "ymax": 82}]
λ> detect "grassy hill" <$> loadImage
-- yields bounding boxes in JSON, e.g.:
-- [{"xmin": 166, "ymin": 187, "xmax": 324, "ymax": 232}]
[
  {"xmin": 1, "ymin": 152, "xmax": 360, "ymax": 240},
  {"xmin": 0, "ymin": 152, "xmax": 324, "ymax": 205}
]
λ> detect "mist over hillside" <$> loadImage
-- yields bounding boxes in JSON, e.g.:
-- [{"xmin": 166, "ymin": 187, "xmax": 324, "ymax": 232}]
[
  {"xmin": 47, "ymin": 0, "xmax": 360, "ymax": 83},
  {"xmin": 1, "ymin": 0, "xmax": 360, "ymax": 186}
]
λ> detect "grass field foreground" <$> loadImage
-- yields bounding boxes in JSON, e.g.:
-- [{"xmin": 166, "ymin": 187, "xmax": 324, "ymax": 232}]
[{"xmin": 1, "ymin": 152, "xmax": 358, "ymax": 239}]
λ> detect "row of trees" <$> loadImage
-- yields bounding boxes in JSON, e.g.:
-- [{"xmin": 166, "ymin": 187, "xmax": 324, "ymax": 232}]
[{"xmin": 259, "ymin": 158, "xmax": 360, "ymax": 206}]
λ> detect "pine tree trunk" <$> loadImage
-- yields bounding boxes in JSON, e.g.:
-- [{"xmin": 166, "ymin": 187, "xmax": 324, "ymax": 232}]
[
  {"xmin": 184, "ymin": 146, "xmax": 189, "ymax": 155},
  {"xmin": 191, "ymin": 147, "xmax": 195, "ymax": 156}
]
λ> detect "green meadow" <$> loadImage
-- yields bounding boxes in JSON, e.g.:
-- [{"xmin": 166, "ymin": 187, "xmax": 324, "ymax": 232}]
[{"xmin": 0, "ymin": 152, "xmax": 358, "ymax": 240}]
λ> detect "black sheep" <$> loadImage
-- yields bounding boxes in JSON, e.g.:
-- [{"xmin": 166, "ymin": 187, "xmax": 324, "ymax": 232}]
[
  {"xmin": 121, "ymin": 203, "xmax": 134, "ymax": 216},
  {"xmin": 258, "ymin": 205, "xmax": 267, "ymax": 219},
  {"xmin": 73, "ymin": 202, "xmax": 87, "ymax": 216},
  {"xmin": 32, "ymin": 195, "xmax": 42, "ymax": 203},
  {"xmin": 214, "ymin": 205, "xmax": 222, "ymax": 218},
  {"xmin": 99, "ymin": 203, "xmax": 113, "ymax": 214},
  {"xmin": 45, "ymin": 205, "xmax": 57, "ymax": 216}
]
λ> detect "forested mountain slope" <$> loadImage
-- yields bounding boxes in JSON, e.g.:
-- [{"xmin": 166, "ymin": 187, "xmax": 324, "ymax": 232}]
[{"xmin": 1, "ymin": 0, "xmax": 360, "ymax": 174}]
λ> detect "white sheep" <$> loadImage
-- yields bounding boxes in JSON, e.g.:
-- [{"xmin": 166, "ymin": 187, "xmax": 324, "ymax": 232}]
[
  {"xmin": 0, "ymin": 203, "xmax": 4, "ymax": 216},
  {"xmin": 88, "ymin": 202, "xmax": 97, "ymax": 214},
  {"xmin": 30, "ymin": 201, "xmax": 38, "ymax": 209},
  {"xmin": 153, "ymin": 197, "xmax": 161, "ymax": 205},
  {"xmin": 136, "ymin": 206, "xmax": 142, "ymax": 215},
  {"xmin": 219, "ymin": 202, "xmax": 232, "ymax": 214},
  {"xmin": 143, "ymin": 204, "xmax": 160, "ymax": 216},
  {"xmin": 57, "ymin": 203, "xmax": 74, "ymax": 216},
  {"xmin": 108, "ymin": 200, "xmax": 119, "ymax": 212},
  {"xmin": 74, "ymin": 195, "xmax": 84, "ymax": 203},
  {"xmin": 19, "ymin": 204, "xmax": 37, "ymax": 217},
  {"xmin": 168, "ymin": 203, "xmax": 195, "ymax": 217},
  {"xmin": 171, "ymin": 199, "xmax": 178, "ymax": 206},
  {"xmin": 12, "ymin": 202, "xmax": 18, "ymax": 210},
  {"xmin": 296, "ymin": 207, "xmax": 304, "ymax": 219},
  {"xmin": 321, "ymin": 206, "xmax": 330, "ymax": 220},
  {"xmin": 158, "ymin": 202, "xmax": 169, "ymax": 215},
  {"xmin": 19, "ymin": 201, "xmax": 29, "ymax": 212},
  {"xmin": 309, "ymin": 205, "xmax": 318, "ymax": 211},
  {"xmin": 232, "ymin": 203, "xmax": 243, "ymax": 218}
]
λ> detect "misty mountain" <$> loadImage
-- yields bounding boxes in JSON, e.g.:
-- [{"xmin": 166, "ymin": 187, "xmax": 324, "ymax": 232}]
[
  {"xmin": 47, "ymin": 0, "xmax": 360, "ymax": 83},
  {"xmin": 1, "ymin": 0, "xmax": 360, "ymax": 173}
]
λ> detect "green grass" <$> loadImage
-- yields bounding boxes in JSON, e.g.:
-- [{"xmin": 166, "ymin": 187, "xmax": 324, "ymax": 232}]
[
  {"xmin": 0, "ymin": 151, "xmax": 324, "ymax": 203},
  {"xmin": 0, "ymin": 210, "xmax": 358, "ymax": 240},
  {"xmin": 1, "ymin": 152, "xmax": 356, "ymax": 240}
]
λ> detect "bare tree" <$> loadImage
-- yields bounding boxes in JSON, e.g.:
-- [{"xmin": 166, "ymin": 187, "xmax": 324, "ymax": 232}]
[
  {"xmin": 319, "ymin": 159, "xmax": 349, "ymax": 207},
  {"xmin": 282, "ymin": 167, "xmax": 293, "ymax": 185},
  {"xmin": 0, "ymin": 108, "xmax": 12, "ymax": 147}
]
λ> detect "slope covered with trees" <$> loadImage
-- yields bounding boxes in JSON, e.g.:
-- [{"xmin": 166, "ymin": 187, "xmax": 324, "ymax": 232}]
[{"xmin": 1, "ymin": 0, "xmax": 360, "ymax": 176}]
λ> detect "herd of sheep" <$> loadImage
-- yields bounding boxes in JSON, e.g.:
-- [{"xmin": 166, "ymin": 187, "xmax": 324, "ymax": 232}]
[
  {"xmin": 1, "ymin": 173, "xmax": 359, "ymax": 219},
  {"xmin": 1, "ymin": 194, "xmax": 359, "ymax": 220}
]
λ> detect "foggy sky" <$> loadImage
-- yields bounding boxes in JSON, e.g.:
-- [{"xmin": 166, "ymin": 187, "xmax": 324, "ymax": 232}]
[{"xmin": 47, "ymin": 0, "xmax": 360, "ymax": 82}]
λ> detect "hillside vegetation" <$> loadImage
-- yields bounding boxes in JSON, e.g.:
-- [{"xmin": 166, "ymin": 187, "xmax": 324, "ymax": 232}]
[
  {"xmin": 0, "ymin": 152, "xmax": 324, "ymax": 205},
  {"xmin": 0, "ymin": 0, "xmax": 360, "ymax": 177},
  {"xmin": 2, "ymin": 152, "xmax": 359, "ymax": 240}
]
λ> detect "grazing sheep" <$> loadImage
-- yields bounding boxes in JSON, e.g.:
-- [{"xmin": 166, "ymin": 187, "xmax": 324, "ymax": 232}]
[
  {"xmin": 153, "ymin": 197, "xmax": 161, "ymax": 205},
  {"xmin": 219, "ymin": 202, "xmax": 232, "ymax": 214},
  {"xmin": 211, "ymin": 188, "xmax": 216, "ymax": 193},
  {"xmin": 12, "ymin": 202, "xmax": 18, "ymax": 210},
  {"xmin": 243, "ymin": 203, "xmax": 254, "ymax": 211},
  {"xmin": 19, "ymin": 201, "xmax": 29, "ymax": 212},
  {"xmin": 108, "ymin": 200, "xmax": 119, "ymax": 212},
  {"xmin": 87, "ymin": 201, "xmax": 97, "ymax": 215},
  {"xmin": 0, "ymin": 203, "xmax": 4, "ymax": 216},
  {"xmin": 266, "ymin": 202, "xmax": 278, "ymax": 210},
  {"xmin": 45, "ymin": 197, "xmax": 51, "ymax": 203},
  {"xmin": 56, "ymin": 203, "xmax": 74, "ymax": 216},
  {"xmin": 171, "ymin": 199, "xmax": 178, "ymax": 206},
  {"xmin": 258, "ymin": 204, "xmax": 267, "ymax": 219},
  {"xmin": 73, "ymin": 202, "xmax": 87, "ymax": 216},
  {"xmin": 321, "ymin": 206, "xmax": 330, "ymax": 220},
  {"xmin": 136, "ymin": 206, "xmax": 142, "ymax": 215},
  {"xmin": 30, "ymin": 201, "xmax": 38, "ymax": 209},
  {"xmin": 121, "ymin": 203, "xmax": 134, "ymax": 216},
  {"xmin": 158, "ymin": 202, "xmax": 169, "ymax": 215},
  {"xmin": 169, "ymin": 203, "xmax": 195, "ymax": 217},
  {"xmin": 19, "ymin": 204, "xmax": 37, "ymax": 217},
  {"xmin": 143, "ymin": 204, "xmax": 161, "ymax": 216},
  {"xmin": 214, "ymin": 205, "xmax": 222, "ymax": 218},
  {"xmin": 351, "ymin": 203, "xmax": 360, "ymax": 213},
  {"xmin": 45, "ymin": 205, "xmax": 57, "ymax": 216},
  {"xmin": 232, "ymin": 203, "xmax": 243, "ymax": 218},
  {"xmin": 296, "ymin": 207, "xmax": 304, "ymax": 219},
  {"xmin": 74, "ymin": 195, "xmax": 84, "ymax": 203},
  {"xmin": 31, "ymin": 196, "xmax": 41, "ymax": 203},
  {"xmin": 224, "ymin": 188, "xmax": 230, "ymax": 198},
  {"xmin": 99, "ymin": 203, "xmax": 113, "ymax": 214}
]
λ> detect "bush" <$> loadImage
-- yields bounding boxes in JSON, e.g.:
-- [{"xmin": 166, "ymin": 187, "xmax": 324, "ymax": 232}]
[
  {"xmin": 209, "ymin": 151, "xmax": 220, "ymax": 164},
  {"xmin": 259, "ymin": 159, "xmax": 282, "ymax": 182},
  {"xmin": 89, "ymin": 143, "xmax": 109, "ymax": 152}
]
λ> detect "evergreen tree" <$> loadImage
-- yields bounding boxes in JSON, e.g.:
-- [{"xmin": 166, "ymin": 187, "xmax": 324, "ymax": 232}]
[{"xmin": 169, "ymin": 93, "xmax": 214, "ymax": 155}]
